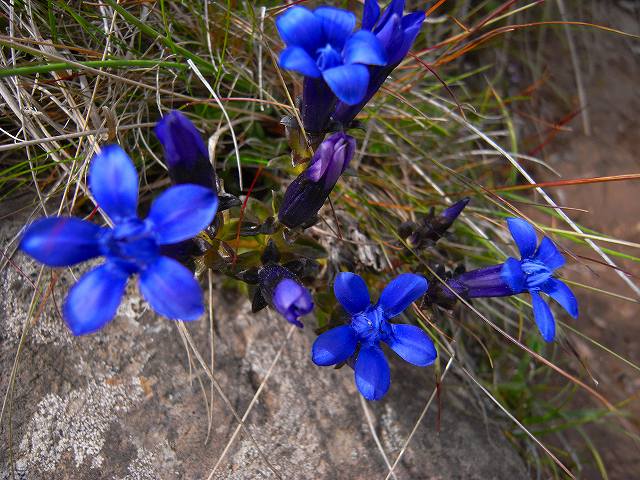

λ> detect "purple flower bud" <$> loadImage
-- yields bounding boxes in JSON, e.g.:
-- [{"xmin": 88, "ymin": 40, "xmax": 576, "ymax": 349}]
[
  {"xmin": 400, "ymin": 198, "xmax": 469, "ymax": 248},
  {"xmin": 274, "ymin": 279, "xmax": 314, "ymax": 328},
  {"xmin": 257, "ymin": 264, "xmax": 313, "ymax": 327},
  {"xmin": 332, "ymin": 0, "xmax": 425, "ymax": 126},
  {"xmin": 278, "ymin": 132, "xmax": 356, "ymax": 228},
  {"xmin": 155, "ymin": 111, "xmax": 216, "ymax": 190}
]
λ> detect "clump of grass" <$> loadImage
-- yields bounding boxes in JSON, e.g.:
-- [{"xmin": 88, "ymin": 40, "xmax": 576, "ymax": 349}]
[{"xmin": 1, "ymin": 1, "xmax": 639, "ymax": 478}]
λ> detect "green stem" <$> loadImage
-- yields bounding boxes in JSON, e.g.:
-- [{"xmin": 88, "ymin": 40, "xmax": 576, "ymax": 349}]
[{"xmin": 0, "ymin": 59, "xmax": 187, "ymax": 78}]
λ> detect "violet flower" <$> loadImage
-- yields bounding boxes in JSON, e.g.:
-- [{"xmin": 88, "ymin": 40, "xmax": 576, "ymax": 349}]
[{"xmin": 278, "ymin": 132, "xmax": 355, "ymax": 229}]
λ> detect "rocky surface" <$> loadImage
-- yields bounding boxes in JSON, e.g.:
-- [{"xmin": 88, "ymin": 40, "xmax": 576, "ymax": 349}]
[{"xmin": 0, "ymin": 207, "xmax": 527, "ymax": 479}]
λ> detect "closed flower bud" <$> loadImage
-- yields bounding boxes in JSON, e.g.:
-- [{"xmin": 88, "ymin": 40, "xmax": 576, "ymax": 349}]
[
  {"xmin": 399, "ymin": 198, "xmax": 469, "ymax": 249},
  {"xmin": 155, "ymin": 110, "xmax": 216, "ymax": 190},
  {"xmin": 278, "ymin": 132, "xmax": 356, "ymax": 228},
  {"xmin": 256, "ymin": 264, "xmax": 313, "ymax": 327}
]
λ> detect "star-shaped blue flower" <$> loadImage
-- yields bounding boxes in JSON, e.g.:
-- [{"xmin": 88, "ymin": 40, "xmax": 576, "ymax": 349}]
[
  {"xmin": 312, "ymin": 272, "xmax": 436, "ymax": 400},
  {"xmin": 20, "ymin": 145, "xmax": 218, "ymax": 335},
  {"xmin": 500, "ymin": 218, "xmax": 579, "ymax": 342},
  {"xmin": 277, "ymin": 5, "xmax": 387, "ymax": 105}
]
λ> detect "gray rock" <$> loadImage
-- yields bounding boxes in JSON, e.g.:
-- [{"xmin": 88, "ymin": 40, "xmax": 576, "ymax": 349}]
[{"xmin": 1, "ymin": 208, "xmax": 526, "ymax": 479}]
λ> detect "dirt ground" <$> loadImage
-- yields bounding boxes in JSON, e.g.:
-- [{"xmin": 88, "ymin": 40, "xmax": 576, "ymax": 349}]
[{"xmin": 514, "ymin": 2, "xmax": 640, "ymax": 478}]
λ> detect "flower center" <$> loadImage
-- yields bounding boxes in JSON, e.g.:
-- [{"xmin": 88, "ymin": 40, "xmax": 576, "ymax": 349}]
[
  {"xmin": 351, "ymin": 306, "xmax": 390, "ymax": 344},
  {"xmin": 103, "ymin": 218, "xmax": 159, "ymax": 271},
  {"xmin": 315, "ymin": 43, "xmax": 342, "ymax": 71},
  {"xmin": 521, "ymin": 259, "xmax": 552, "ymax": 289}
]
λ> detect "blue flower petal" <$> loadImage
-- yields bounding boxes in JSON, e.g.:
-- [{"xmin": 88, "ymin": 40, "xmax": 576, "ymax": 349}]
[
  {"xmin": 276, "ymin": 6, "xmax": 323, "ymax": 52},
  {"xmin": 314, "ymin": 7, "xmax": 356, "ymax": 50},
  {"xmin": 534, "ymin": 237, "xmax": 566, "ymax": 271},
  {"xmin": 362, "ymin": 0, "xmax": 381, "ymax": 30},
  {"xmin": 378, "ymin": 0, "xmax": 405, "ymax": 28},
  {"xmin": 387, "ymin": 324, "xmax": 436, "ymax": 366},
  {"xmin": 394, "ymin": 11, "xmax": 425, "ymax": 64},
  {"xmin": 279, "ymin": 46, "xmax": 322, "ymax": 78},
  {"xmin": 377, "ymin": 273, "xmax": 427, "ymax": 318},
  {"xmin": 375, "ymin": 13, "xmax": 405, "ymax": 66},
  {"xmin": 541, "ymin": 278, "xmax": 578, "ymax": 318},
  {"xmin": 500, "ymin": 257, "xmax": 526, "ymax": 293},
  {"xmin": 89, "ymin": 145, "xmax": 139, "ymax": 222},
  {"xmin": 322, "ymin": 64, "xmax": 369, "ymax": 105},
  {"xmin": 343, "ymin": 30, "xmax": 387, "ymax": 66},
  {"xmin": 312, "ymin": 325, "xmax": 358, "ymax": 366},
  {"xmin": 334, "ymin": 272, "xmax": 370, "ymax": 315},
  {"xmin": 355, "ymin": 345, "xmax": 390, "ymax": 400},
  {"xmin": 147, "ymin": 185, "xmax": 218, "ymax": 245},
  {"xmin": 274, "ymin": 278, "xmax": 314, "ymax": 328},
  {"xmin": 139, "ymin": 256, "xmax": 204, "ymax": 320},
  {"xmin": 63, "ymin": 263, "xmax": 128, "ymax": 335},
  {"xmin": 20, "ymin": 217, "xmax": 104, "ymax": 267},
  {"xmin": 507, "ymin": 218, "xmax": 538, "ymax": 258},
  {"xmin": 531, "ymin": 290, "xmax": 556, "ymax": 342}
]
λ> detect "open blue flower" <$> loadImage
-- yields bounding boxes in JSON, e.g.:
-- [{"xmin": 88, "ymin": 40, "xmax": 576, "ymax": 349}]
[
  {"xmin": 312, "ymin": 272, "xmax": 436, "ymax": 400},
  {"xmin": 424, "ymin": 218, "xmax": 578, "ymax": 342},
  {"xmin": 277, "ymin": 5, "xmax": 386, "ymax": 132},
  {"xmin": 500, "ymin": 218, "xmax": 578, "ymax": 342},
  {"xmin": 333, "ymin": 0, "xmax": 425, "ymax": 126},
  {"xmin": 20, "ymin": 145, "xmax": 218, "ymax": 335}
]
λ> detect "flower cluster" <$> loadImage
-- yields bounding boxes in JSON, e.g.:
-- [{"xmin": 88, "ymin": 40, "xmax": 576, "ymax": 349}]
[{"xmin": 18, "ymin": 2, "xmax": 580, "ymax": 403}]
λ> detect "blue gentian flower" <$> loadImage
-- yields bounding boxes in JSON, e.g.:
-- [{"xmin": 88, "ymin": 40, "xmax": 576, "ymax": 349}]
[
  {"xmin": 500, "ymin": 218, "xmax": 578, "ymax": 341},
  {"xmin": 277, "ymin": 5, "xmax": 387, "ymax": 132},
  {"xmin": 256, "ymin": 264, "xmax": 314, "ymax": 328},
  {"xmin": 312, "ymin": 272, "xmax": 436, "ymax": 400},
  {"xmin": 423, "ymin": 218, "xmax": 578, "ymax": 342},
  {"xmin": 332, "ymin": 0, "xmax": 425, "ymax": 127},
  {"xmin": 278, "ymin": 132, "xmax": 355, "ymax": 229},
  {"xmin": 20, "ymin": 145, "xmax": 218, "ymax": 335}
]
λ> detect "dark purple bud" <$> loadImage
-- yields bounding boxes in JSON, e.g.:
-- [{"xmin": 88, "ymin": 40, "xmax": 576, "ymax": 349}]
[
  {"xmin": 155, "ymin": 110, "xmax": 216, "ymax": 190},
  {"xmin": 257, "ymin": 264, "xmax": 313, "ymax": 327},
  {"xmin": 439, "ymin": 197, "xmax": 470, "ymax": 226},
  {"xmin": 400, "ymin": 198, "xmax": 469, "ymax": 248},
  {"xmin": 278, "ymin": 132, "xmax": 356, "ymax": 228},
  {"xmin": 332, "ymin": 2, "xmax": 425, "ymax": 126}
]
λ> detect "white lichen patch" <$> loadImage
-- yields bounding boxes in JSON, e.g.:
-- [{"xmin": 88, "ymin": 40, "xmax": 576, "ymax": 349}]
[
  {"xmin": 120, "ymin": 447, "xmax": 158, "ymax": 480},
  {"xmin": 17, "ymin": 378, "xmax": 143, "ymax": 474},
  {"xmin": 0, "ymin": 255, "xmax": 73, "ymax": 345}
]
